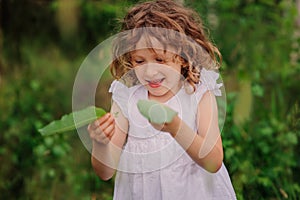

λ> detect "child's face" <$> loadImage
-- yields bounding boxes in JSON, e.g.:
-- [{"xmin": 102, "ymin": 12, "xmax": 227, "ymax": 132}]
[{"xmin": 131, "ymin": 47, "xmax": 183, "ymax": 101}]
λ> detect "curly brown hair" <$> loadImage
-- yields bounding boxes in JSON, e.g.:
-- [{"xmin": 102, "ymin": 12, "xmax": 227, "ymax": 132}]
[{"xmin": 110, "ymin": 0, "xmax": 221, "ymax": 91}]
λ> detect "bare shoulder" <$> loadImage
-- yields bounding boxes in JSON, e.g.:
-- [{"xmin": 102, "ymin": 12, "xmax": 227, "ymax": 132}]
[{"xmin": 197, "ymin": 91, "xmax": 218, "ymax": 113}]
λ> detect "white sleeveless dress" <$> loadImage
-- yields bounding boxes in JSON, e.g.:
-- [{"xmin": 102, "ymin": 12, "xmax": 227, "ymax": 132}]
[{"xmin": 108, "ymin": 69, "xmax": 236, "ymax": 200}]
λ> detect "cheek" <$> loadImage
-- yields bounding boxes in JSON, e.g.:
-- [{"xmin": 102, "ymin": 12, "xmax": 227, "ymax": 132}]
[
  {"xmin": 162, "ymin": 72, "xmax": 181, "ymax": 89},
  {"xmin": 163, "ymin": 65, "xmax": 182, "ymax": 79},
  {"xmin": 167, "ymin": 73, "xmax": 182, "ymax": 84},
  {"xmin": 134, "ymin": 68, "xmax": 142, "ymax": 78},
  {"xmin": 134, "ymin": 67, "xmax": 145, "ymax": 82}
]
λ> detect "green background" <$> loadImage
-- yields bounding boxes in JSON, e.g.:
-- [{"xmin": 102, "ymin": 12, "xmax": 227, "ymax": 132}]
[{"xmin": 1, "ymin": 0, "xmax": 299, "ymax": 199}]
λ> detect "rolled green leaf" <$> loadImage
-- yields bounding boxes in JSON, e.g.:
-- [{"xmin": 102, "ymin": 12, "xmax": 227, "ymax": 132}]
[
  {"xmin": 137, "ymin": 99, "xmax": 177, "ymax": 124},
  {"xmin": 39, "ymin": 106, "xmax": 106, "ymax": 136}
]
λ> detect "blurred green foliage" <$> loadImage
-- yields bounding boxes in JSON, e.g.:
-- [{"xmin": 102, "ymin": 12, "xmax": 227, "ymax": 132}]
[{"xmin": 0, "ymin": 0, "xmax": 299, "ymax": 199}]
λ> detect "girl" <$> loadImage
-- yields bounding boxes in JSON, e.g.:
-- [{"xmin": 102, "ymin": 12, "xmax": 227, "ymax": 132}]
[{"xmin": 88, "ymin": 0, "xmax": 236, "ymax": 199}]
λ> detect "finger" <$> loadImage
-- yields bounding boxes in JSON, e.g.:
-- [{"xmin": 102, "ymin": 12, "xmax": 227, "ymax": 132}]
[
  {"xmin": 87, "ymin": 123, "xmax": 92, "ymax": 132},
  {"xmin": 98, "ymin": 113, "xmax": 112, "ymax": 125},
  {"xmin": 91, "ymin": 114, "xmax": 115, "ymax": 144},
  {"xmin": 88, "ymin": 124, "xmax": 103, "ymax": 141},
  {"xmin": 101, "ymin": 123, "xmax": 115, "ymax": 141},
  {"xmin": 89, "ymin": 131, "xmax": 95, "ymax": 139},
  {"xmin": 93, "ymin": 117, "xmax": 113, "ymax": 135},
  {"xmin": 151, "ymin": 122, "xmax": 165, "ymax": 131},
  {"xmin": 88, "ymin": 121, "xmax": 101, "ymax": 136},
  {"xmin": 89, "ymin": 118, "xmax": 100, "ymax": 130},
  {"xmin": 94, "ymin": 122, "xmax": 114, "ymax": 140},
  {"xmin": 89, "ymin": 113, "xmax": 111, "ymax": 130},
  {"xmin": 105, "ymin": 125, "xmax": 115, "ymax": 139},
  {"xmin": 88, "ymin": 121, "xmax": 98, "ymax": 131},
  {"xmin": 99, "ymin": 114, "xmax": 115, "ymax": 131}
]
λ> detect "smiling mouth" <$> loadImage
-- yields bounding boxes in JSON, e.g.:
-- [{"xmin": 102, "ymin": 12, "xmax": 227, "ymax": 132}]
[{"xmin": 147, "ymin": 78, "xmax": 165, "ymax": 88}]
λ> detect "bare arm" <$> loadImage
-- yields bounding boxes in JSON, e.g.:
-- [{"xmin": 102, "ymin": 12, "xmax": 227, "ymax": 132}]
[
  {"xmin": 152, "ymin": 91, "xmax": 223, "ymax": 173},
  {"xmin": 88, "ymin": 102, "xmax": 128, "ymax": 180}
]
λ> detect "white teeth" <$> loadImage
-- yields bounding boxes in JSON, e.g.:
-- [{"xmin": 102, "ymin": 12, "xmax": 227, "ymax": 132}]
[{"xmin": 147, "ymin": 78, "xmax": 164, "ymax": 83}]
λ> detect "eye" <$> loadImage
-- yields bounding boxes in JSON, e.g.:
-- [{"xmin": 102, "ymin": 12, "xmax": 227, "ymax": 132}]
[
  {"xmin": 155, "ymin": 57, "xmax": 164, "ymax": 63},
  {"xmin": 134, "ymin": 60, "xmax": 144, "ymax": 64}
]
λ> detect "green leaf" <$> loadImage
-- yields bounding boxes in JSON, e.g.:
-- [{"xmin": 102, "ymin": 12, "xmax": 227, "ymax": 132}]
[
  {"xmin": 137, "ymin": 100, "xmax": 177, "ymax": 124},
  {"xmin": 38, "ymin": 106, "xmax": 106, "ymax": 136}
]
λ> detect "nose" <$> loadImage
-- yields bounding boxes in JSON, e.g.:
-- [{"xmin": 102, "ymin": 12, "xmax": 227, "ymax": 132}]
[{"xmin": 144, "ymin": 63, "xmax": 159, "ymax": 78}]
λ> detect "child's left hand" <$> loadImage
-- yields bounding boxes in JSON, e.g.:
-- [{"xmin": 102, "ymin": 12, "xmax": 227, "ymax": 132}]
[
  {"xmin": 150, "ymin": 114, "xmax": 181, "ymax": 137},
  {"xmin": 137, "ymin": 99, "xmax": 181, "ymax": 136}
]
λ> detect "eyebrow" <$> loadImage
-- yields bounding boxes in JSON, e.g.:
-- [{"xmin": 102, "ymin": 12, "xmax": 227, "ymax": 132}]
[
  {"xmin": 130, "ymin": 49, "xmax": 171, "ymax": 61},
  {"xmin": 131, "ymin": 54, "xmax": 144, "ymax": 59}
]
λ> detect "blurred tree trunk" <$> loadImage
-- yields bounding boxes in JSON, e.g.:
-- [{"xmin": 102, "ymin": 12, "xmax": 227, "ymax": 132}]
[
  {"xmin": 291, "ymin": 0, "xmax": 300, "ymax": 66},
  {"xmin": 0, "ymin": 0, "xmax": 3, "ymax": 75},
  {"xmin": 297, "ymin": 0, "xmax": 300, "ymax": 27},
  {"xmin": 56, "ymin": 0, "xmax": 79, "ymax": 41}
]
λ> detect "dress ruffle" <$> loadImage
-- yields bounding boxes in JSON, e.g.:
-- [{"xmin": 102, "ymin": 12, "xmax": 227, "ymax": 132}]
[
  {"xmin": 200, "ymin": 68, "xmax": 223, "ymax": 96},
  {"xmin": 108, "ymin": 80, "xmax": 130, "ymax": 118},
  {"xmin": 194, "ymin": 69, "xmax": 223, "ymax": 103}
]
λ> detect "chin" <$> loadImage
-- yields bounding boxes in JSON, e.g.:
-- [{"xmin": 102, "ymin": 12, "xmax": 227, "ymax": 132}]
[{"xmin": 147, "ymin": 88, "xmax": 164, "ymax": 96}]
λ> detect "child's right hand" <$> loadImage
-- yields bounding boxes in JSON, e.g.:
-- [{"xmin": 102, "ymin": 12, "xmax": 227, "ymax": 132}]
[{"xmin": 87, "ymin": 113, "xmax": 115, "ymax": 145}]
